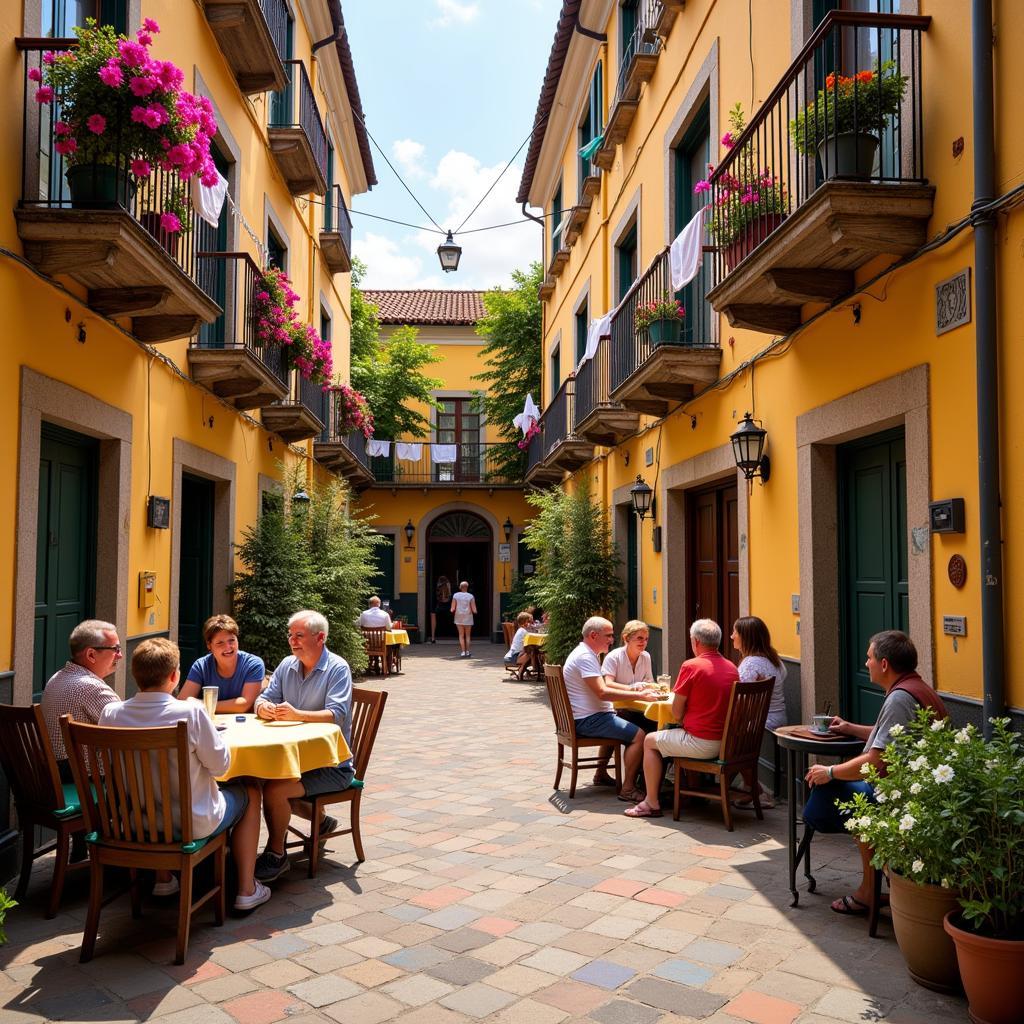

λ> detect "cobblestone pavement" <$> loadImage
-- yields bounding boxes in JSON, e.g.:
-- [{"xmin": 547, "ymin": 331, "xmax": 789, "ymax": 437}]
[{"xmin": 1, "ymin": 644, "xmax": 967, "ymax": 1023}]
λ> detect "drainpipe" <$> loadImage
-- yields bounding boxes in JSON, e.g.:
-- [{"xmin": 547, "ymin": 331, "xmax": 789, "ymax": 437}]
[{"xmin": 971, "ymin": 0, "xmax": 1004, "ymax": 736}]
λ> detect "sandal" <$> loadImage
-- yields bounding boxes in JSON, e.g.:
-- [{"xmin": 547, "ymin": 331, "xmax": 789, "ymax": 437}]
[
  {"xmin": 830, "ymin": 894, "xmax": 869, "ymax": 916},
  {"xmin": 592, "ymin": 773, "xmax": 618, "ymax": 788},
  {"xmin": 617, "ymin": 787, "xmax": 646, "ymax": 802},
  {"xmin": 624, "ymin": 799, "xmax": 663, "ymax": 818}
]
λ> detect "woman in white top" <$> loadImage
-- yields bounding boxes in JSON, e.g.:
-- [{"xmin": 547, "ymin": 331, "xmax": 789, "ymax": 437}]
[
  {"xmin": 451, "ymin": 581, "xmax": 477, "ymax": 658},
  {"xmin": 730, "ymin": 615, "xmax": 788, "ymax": 808}
]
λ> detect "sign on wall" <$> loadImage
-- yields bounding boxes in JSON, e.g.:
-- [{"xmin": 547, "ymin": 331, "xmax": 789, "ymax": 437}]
[{"xmin": 935, "ymin": 268, "xmax": 971, "ymax": 335}]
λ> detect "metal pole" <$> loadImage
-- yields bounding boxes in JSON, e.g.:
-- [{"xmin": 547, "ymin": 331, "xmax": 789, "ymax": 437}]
[{"xmin": 971, "ymin": 0, "xmax": 1004, "ymax": 736}]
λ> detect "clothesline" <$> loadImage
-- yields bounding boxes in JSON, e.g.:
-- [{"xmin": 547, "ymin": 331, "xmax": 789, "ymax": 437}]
[{"xmin": 366, "ymin": 440, "xmax": 484, "ymax": 465}]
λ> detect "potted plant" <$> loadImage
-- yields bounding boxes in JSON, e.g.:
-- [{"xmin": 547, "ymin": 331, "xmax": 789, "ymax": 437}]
[
  {"xmin": 35, "ymin": 19, "xmax": 218, "ymax": 219},
  {"xmin": 695, "ymin": 104, "xmax": 787, "ymax": 270},
  {"xmin": 254, "ymin": 268, "xmax": 333, "ymax": 385},
  {"xmin": 790, "ymin": 61, "xmax": 908, "ymax": 178},
  {"xmin": 635, "ymin": 292, "xmax": 685, "ymax": 347},
  {"xmin": 840, "ymin": 708, "xmax": 964, "ymax": 993}
]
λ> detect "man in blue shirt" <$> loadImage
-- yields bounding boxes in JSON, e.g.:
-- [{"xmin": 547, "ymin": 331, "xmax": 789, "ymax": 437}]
[{"xmin": 253, "ymin": 610, "xmax": 354, "ymax": 882}]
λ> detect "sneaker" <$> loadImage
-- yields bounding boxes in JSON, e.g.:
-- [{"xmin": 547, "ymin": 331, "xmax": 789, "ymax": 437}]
[
  {"xmin": 254, "ymin": 849, "xmax": 290, "ymax": 883},
  {"xmin": 318, "ymin": 814, "xmax": 339, "ymax": 840},
  {"xmin": 152, "ymin": 876, "xmax": 179, "ymax": 897},
  {"xmin": 234, "ymin": 880, "xmax": 271, "ymax": 912}
]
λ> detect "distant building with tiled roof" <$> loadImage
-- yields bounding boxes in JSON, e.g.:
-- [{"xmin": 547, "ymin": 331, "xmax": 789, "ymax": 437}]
[{"xmin": 363, "ymin": 290, "xmax": 487, "ymax": 326}]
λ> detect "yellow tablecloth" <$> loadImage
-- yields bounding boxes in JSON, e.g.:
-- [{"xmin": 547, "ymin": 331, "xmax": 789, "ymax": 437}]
[
  {"xmin": 385, "ymin": 629, "xmax": 410, "ymax": 646},
  {"xmin": 614, "ymin": 697, "xmax": 677, "ymax": 729},
  {"xmin": 215, "ymin": 714, "xmax": 351, "ymax": 782},
  {"xmin": 523, "ymin": 633, "xmax": 547, "ymax": 647}
]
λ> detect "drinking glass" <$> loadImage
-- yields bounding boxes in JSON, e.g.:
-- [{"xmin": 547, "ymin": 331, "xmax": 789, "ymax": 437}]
[{"xmin": 202, "ymin": 686, "xmax": 218, "ymax": 718}]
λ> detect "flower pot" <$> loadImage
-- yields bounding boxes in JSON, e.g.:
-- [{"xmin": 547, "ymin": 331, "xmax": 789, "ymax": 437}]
[
  {"xmin": 724, "ymin": 212, "xmax": 786, "ymax": 270},
  {"xmin": 816, "ymin": 131, "xmax": 880, "ymax": 179},
  {"xmin": 647, "ymin": 317, "xmax": 682, "ymax": 347},
  {"xmin": 66, "ymin": 163, "xmax": 136, "ymax": 206},
  {"xmin": 888, "ymin": 870, "xmax": 961, "ymax": 993},
  {"xmin": 140, "ymin": 212, "xmax": 181, "ymax": 259},
  {"xmin": 944, "ymin": 911, "xmax": 1024, "ymax": 1024}
]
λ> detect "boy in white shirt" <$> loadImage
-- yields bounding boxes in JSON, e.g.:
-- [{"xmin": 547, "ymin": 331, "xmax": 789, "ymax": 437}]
[
  {"xmin": 99, "ymin": 638, "xmax": 270, "ymax": 911},
  {"xmin": 504, "ymin": 611, "xmax": 533, "ymax": 669}
]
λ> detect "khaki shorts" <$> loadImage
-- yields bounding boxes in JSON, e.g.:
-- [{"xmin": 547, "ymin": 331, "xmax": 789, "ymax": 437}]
[{"xmin": 651, "ymin": 729, "xmax": 721, "ymax": 760}]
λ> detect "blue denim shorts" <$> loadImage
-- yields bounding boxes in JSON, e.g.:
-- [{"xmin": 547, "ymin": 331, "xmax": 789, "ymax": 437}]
[
  {"xmin": 302, "ymin": 763, "xmax": 355, "ymax": 797},
  {"xmin": 208, "ymin": 782, "xmax": 249, "ymax": 839},
  {"xmin": 574, "ymin": 711, "xmax": 640, "ymax": 744},
  {"xmin": 802, "ymin": 779, "xmax": 875, "ymax": 833}
]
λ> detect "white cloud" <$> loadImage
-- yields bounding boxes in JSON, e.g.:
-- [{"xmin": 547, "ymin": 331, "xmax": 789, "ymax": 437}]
[
  {"xmin": 392, "ymin": 138, "xmax": 427, "ymax": 180},
  {"xmin": 431, "ymin": 0, "xmax": 480, "ymax": 28}
]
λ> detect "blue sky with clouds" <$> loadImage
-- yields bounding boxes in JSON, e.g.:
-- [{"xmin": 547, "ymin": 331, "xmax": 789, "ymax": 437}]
[{"xmin": 344, "ymin": 0, "xmax": 559, "ymax": 290}]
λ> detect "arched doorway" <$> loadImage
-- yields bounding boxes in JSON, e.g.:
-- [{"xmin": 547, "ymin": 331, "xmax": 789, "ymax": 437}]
[{"xmin": 426, "ymin": 511, "xmax": 492, "ymax": 639}]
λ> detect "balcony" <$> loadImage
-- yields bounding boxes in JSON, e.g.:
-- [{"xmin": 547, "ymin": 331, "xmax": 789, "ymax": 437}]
[
  {"xmin": 705, "ymin": 11, "xmax": 934, "ymax": 334},
  {"xmin": 261, "ymin": 372, "xmax": 325, "ymax": 443},
  {"xmin": 540, "ymin": 378, "xmax": 594, "ymax": 475},
  {"xmin": 548, "ymin": 246, "xmax": 570, "ymax": 279},
  {"xmin": 268, "ymin": 60, "xmax": 328, "ymax": 196},
  {"xmin": 654, "ymin": 0, "xmax": 685, "ymax": 38},
  {"xmin": 314, "ymin": 394, "xmax": 374, "ymax": 489},
  {"xmin": 538, "ymin": 275, "xmax": 556, "ymax": 301},
  {"xmin": 525, "ymin": 430, "xmax": 561, "ymax": 488},
  {"xmin": 563, "ymin": 204, "xmax": 589, "ymax": 247},
  {"xmin": 363, "ymin": 442, "xmax": 524, "ymax": 488},
  {"xmin": 203, "ymin": 0, "xmax": 288, "ymax": 94},
  {"xmin": 188, "ymin": 252, "xmax": 289, "ymax": 409},
  {"xmin": 320, "ymin": 185, "xmax": 353, "ymax": 274},
  {"xmin": 610, "ymin": 248, "xmax": 721, "ymax": 414},
  {"xmin": 14, "ymin": 41, "xmax": 221, "ymax": 344},
  {"xmin": 574, "ymin": 337, "xmax": 639, "ymax": 446}
]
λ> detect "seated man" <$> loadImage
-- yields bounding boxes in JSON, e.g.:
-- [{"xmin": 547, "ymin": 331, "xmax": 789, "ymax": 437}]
[
  {"xmin": 357, "ymin": 597, "xmax": 392, "ymax": 630},
  {"xmin": 563, "ymin": 616, "xmax": 660, "ymax": 803},
  {"xmin": 504, "ymin": 611, "xmax": 532, "ymax": 670},
  {"xmin": 626, "ymin": 619, "xmax": 738, "ymax": 818},
  {"xmin": 803, "ymin": 630, "xmax": 947, "ymax": 916},
  {"xmin": 254, "ymin": 610, "xmax": 354, "ymax": 883},
  {"xmin": 98, "ymin": 638, "xmax": 270, "ymax": 911},
  {"xmin": 41, "ymin": 619, "xmax": 122, "ymax": 784}
]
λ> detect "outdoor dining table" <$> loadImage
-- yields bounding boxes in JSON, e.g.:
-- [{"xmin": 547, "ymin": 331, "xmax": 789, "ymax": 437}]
[
  {"xmin": 214, "ymin": 714, "xmax": 351, "ymax": 782},
  {"xmin": 612, "ymin": 695, "xmax": 675, "ymax": 729},
  {"xmin": 386, "ymin": 628, "xmax": 409, "ymax": 673},
  {"xmin": 522, "ymin": 632, "xmax": 546, "ymax": 678},
  {"xmin": 774, "ymin": 724, "xmax": 864, "ymax": 907}
]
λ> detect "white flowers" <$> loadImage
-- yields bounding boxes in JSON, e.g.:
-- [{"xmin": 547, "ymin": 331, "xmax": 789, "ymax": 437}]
[
  {"xmin": 860, "ymin": 763, "xmax": 871, "ymax": 776},
  {"xmin": 931, "ymin": 719, "xmax": 946, "ymax": 732},
  {"xmin": 908, "ymin": 755, "xmax": 928, "ymax": 771},
  {"xmin": 912, "ymin": 859, "xmax": 925, "ymax": 874},
  {"xmin": 899, "ymin": 813, "xmax": 917, "ymax": 832},
  {"xmin": 856, "ymin": 815, "xmax": 873, "ymax": 831},
  {"xmin": 875, "ymin": 791, "xmax": 887, "ymax": 804},
  {"xmin": 954, "ymin": 728, "xmax": 971, "ymax": 744},
  {"xmin": 888, "ymin": 723, "xmax": 905, "ymax": 736},
  {"xmin": 845, "ymin": 818, "xmax": 858, "ymax": 832},
  {"xmin": 941, "ymin": 877, "xmax": 951, "ymax": 889},
  {"xmin": 910, "ymin": 782, "xmax": 922, "ymax": 795},
  {"xmin": 915, "ymin": 738, "xmax": 928, "ymax": 749},
  {"xmin": 889, "ymin": 789, "xmax": 902, "ymax": 801},
  {"xmin": 932, "ymin": 764, "xmax": 955, "ymax": 784}
]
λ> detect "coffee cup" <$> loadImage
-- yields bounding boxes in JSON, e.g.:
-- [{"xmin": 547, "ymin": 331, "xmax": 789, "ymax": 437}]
[{"xmin": 811, "ymin": 714, "xmax": 831, "ymax": 734}]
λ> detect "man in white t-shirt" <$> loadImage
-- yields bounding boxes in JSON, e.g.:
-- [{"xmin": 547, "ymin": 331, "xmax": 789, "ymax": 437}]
[
  {"xmin": 561, "ymin": 616, "xmax": 659, "ymax": 802},
  {"xmin": 357, "ymin": 597, "xmax": 392, "ymax": 629}
]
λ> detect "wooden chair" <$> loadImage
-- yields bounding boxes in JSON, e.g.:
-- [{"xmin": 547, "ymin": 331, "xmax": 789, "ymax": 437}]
[
  {"xmin": 671, "ymin": 678, "xmax": 774, "ymax": 831},
  {"xmin": 362, "ymin": 627, "xmax": 390, "ymax": 676},
  {"xmin": 502, "ymin": 621, "xmax": 516, "ymax": 648},
  {"xmin": 61, "ymin": 716, "xmax": 228, "ymax": 965},
  {"xmin": 0, "ymin": 704, "xmax": 88, "ymax": 919},
  {"xmin": 286, "ymin": 687, "xmax": 388, "ymax": 877},
  {"xmin": 544, "ymin": 665, "xmax": 623, "ymax": 798}
]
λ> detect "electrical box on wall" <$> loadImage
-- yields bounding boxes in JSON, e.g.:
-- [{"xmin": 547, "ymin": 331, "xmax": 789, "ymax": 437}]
[
  {"xmin": 138, "ymin": 571, "xmax": 157, "ymax": 608},
  {"xmin": 929, "ymin": 498, "xmax": 965, "ymax": 534},
  {"xmin": 147, "ymin": 495, "xmax": 170, "ymax": 529}
]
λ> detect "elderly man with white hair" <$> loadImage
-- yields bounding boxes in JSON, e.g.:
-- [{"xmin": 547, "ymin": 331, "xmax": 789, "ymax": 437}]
[
  {"xmin": 357, "ymin": 596, "xmax": 392, "ymax": 629},
  {"xmin": 561, "ymin": 616, "xmax": 660, "ymax": 803},
  {"xmin": 626, "ymin": 618, "xmax": 738, "ymax": 818},
  {"xmin": 253, "ymin": 610, "xmax": 354, "ymax": 882}
]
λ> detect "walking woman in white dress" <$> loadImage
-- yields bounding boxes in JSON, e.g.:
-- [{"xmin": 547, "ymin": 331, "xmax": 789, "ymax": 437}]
[{"xmin": 451, "ymin": 581, "xmax": 477, "ymax": 657}]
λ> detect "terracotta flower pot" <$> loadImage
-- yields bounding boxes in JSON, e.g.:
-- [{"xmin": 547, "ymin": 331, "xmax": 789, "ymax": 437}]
[
  {"xmin": 724, "ymin": 212, "xmax": 786, "ymax": 270},
  {"xmin": 944, "ymin": 911, "xmax": 1024, "ymax": 1024},
  {"xmin": 888, "ymin": 870, "xmax": 961, "ymax": 993}
]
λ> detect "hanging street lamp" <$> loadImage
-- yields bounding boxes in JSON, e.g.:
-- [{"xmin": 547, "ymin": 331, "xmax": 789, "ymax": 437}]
[{"xmin": 437, "ymin": 230, "xmax": 462, "ymax": 273}]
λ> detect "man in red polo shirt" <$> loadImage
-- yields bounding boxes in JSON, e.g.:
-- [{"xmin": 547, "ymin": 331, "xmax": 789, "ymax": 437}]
[{"xmin": 625, "ymin": 619, "xmax": 738, "ymax": 817}]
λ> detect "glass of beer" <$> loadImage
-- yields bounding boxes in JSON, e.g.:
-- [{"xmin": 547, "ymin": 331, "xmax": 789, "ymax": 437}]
[{"xmin": 202, "ymin": 686, "xmax": 218, "ymax": 718}]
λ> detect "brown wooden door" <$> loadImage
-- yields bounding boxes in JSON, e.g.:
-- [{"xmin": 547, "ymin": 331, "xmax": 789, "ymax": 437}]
[{"xmin": 687, "ymin": 482, "xmax": 740, "ymax": 662}]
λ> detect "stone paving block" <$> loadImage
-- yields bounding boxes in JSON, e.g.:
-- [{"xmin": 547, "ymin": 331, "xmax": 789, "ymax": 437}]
[
  {"xmin": 810, "ymin": 987, "xmax": 895, "ymax": 1023},
  {"xmin": 393, "ymin": 1004, "xmax": 473, "ymax": 1024},
  {"xmin": 342, "ymin": 911, "xmax": 404, "ymax": 936},
  {"xmin": 125, "ymin": 983, "xmax": 205, "ymax": 1019},
  {"xmin": 552, "ymin": 929, "xmax": 620, "ymax": 956},
  {"xmin": 410, "ymin": 886, "xmax": 474, "ymax": 910},
  {"xmin": 247, "ymin": 959, "xmax": 314, "ymax": 988},
  {"xmin": 484, "ymin": 963, "xmax": 562, "ymax": 996},
  {"xmin": 489, "ymin": 996, "xmax": 570, "ymax": 1024},
  {"xmin": 288, "ymin": 973, "xmax": 365, "ymax": 1007},
  {"xmin": 626, "ymin": 976, "xmax": 728, "ymax": 1017},
  {"xmin": 438, "ymin": 981, "xmax": 518, "ymax": 1018},
  {"xmin": 154, "ymin": 1005, "xmax": 238, "ymax": 1024},
  {"xmin": 292, "ymin": 945, "xmax": 365, "ymax": 974},
  {"xmin": 508, "ymin": 921, "xmax": 571, "ymax": 944},
  {"xmin": 680, "ymin": 939, "xmax": 744, "ymax": 966},
  {"xmin": 588, "ymin": 998, "xmax": 664, "ymax": 1024},
  {"xmin": 723, "ymin": 990, "xmax": 802, "ymax": 1024},
  {"xmin": 705, "ymin": 885, "xmax": 755, "ymax": 902},
  {"xmin": 344, "ymin": 936, "xmax": 401, "ymax": 958},
  {"xmin": 382, "ymin": 944, "xmax": 454, "ymax": 972},
  {"xmin": 651, "ymin": 959, "xmax": 717, "ymax": 988},
  {"xmin": 380, "ymin": 971, "xmax": 456, "ymax": 1007},
  {"xmin": 297, "ymin": 921, "xmax": 362, "ymax": 945},
  {"xmin": 468, "ymin": 936, "xmax": 538, "ymax": 966},
  {"xmin": 570, "ymin": 958, "xmax": 638, "ymax": 990},
  {"xmin": 585, "ymin": 916, "xmax": 647, "ymax": 940},
  {"xmin": 748, "ymin": 970, "xmax": 827, "ymax": 1005},
  {"xmin": 221, "ymin": 989, "xmax": 306, "ymax": 1024},
  {"xmin": 190, "ymin": 974, "xmax": 261, "ymax": 1003},
  {"xmin": 519, "ymin": 947, "xmax": 592, "ymax": 976},
  {"xmin": 417, "ymin": 905, "xmax": 484, "ymax": 930},
  {"xmin": 249, "ymin": 934, "xmax": 313, "ymax": 959},
  {"xmin": 472, "ymin": 916, "xmax": 520, "ymax": 936},
  {"xmin": 209, "ymin": 944, "xmax": 275, "ymax": 971},
  {"xmin": 383, "ymin": 904, "xmax": 430, "ymax": 923},
  {"xmin": 322, "ymin": 989, "xmax": 406, "ymax": 1024},
  {"xmin": 633, "ymin": 926, "xmax": 697, "ymax": 953},
  {"xmin": 635, "ymin": 888, "xmax": 688, "ymax": 908},
  {"xmin": 431, "ymin": 927, "xmax": 494, "ymax": 953}
]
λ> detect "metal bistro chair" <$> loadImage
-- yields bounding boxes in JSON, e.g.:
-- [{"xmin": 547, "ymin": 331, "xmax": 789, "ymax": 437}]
[
  {"xmin": 61, "ymin": 716, "xmax": 228, "ymax": 965},
  {"xmin": 544, "ymin": 664, "xmax": 625, "ymax": 798},
  {"xmin": 286, "ymin": 688, "xmax": 388, "ymax": 877},
  {"xmin": 362, "ymin": 626, "xmax": 390, "ymax": 677},
  {"xmin": 671, "ymin": 678, "xmax": 774, "ymax": 831},
  {"xmin": 0, "ymin": 704, "xmax": 88, "ymax": 918}
]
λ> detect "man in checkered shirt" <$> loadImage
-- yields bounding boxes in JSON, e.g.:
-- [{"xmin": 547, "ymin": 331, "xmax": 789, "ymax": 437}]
[{"xmin": 41, "ymin": 619, "xmax": 123, "ymax": 783}]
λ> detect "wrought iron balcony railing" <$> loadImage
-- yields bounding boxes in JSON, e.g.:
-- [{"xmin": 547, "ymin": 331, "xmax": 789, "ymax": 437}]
[
  {"xmin": 260, "ymin": 0, "xmax": 289, "ymax": 61},
  {"xmin": 269, "ymin": 59, "xmax": 328, "ymax": 192},
  {"xmin": 366, "ymin": 442, "xmax": 522, "ymax": 487}
]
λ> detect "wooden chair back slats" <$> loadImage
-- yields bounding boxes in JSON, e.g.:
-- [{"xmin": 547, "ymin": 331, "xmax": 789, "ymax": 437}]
[
  {"xmin": 0, "ymin": 704, "xmax": 65, "ymax": 813},
  {"xmin": 502, "ymin": 621, "xmax": 516, "ymax": 648},
  {"xmin": 349, "ymin": 688, "xmax": 388, "ymax": 780},
  {"xmin": 543, "ymin": 665, "xmax": 576, "ymax": 741},
  {"xmin": 719, "ymin": 678, "xmax": 774, "ymax": 762},
  {"xmin": 361, "ymin": 627, "xmax": 388, "ymax": 657}
]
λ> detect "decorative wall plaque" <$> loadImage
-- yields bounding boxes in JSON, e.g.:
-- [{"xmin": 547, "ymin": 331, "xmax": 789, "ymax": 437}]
[
  {"xmin": 948, "ymin": 554, "xmax": 967, "ymax": 589},
  {"xmin": 935, "ymin": 268, "xmax": 971, "ymax": 335}
]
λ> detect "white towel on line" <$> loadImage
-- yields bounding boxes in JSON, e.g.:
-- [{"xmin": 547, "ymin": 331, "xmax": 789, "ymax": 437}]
[
  {"xmin": 431, "ymin": 444, "xmax": 457, "ymax": 464},
  {"xmin": 580, "ymin": 311, "xmax": 613, "ymax": 366},
  {"xmin": 395, "ymin": 442, "xmax": 422, "ymax": 461},
  {"xmin": 367, "ymin": 439, "xmax": 391, "ymax": 458},
  {"xmin": 191, "ymin": 170, "xmax": 229, "ymax": 228},
  {"xmin": 670, "ymin": 207, "xmax": 705, "ymax": 291}
]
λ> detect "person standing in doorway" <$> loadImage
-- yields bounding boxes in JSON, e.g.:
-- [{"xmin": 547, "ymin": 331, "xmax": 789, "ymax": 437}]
[
  {"xmin": 430, "ymin": 575, "xmax": 452, "ymax": 644},
  {"xmin": 451, "ymin": 581, "xmax": 477, "ymax": 657}
]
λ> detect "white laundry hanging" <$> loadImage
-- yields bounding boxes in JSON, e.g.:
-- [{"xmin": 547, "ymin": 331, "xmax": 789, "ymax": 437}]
[
  {"xmin": 431, "ymin": 444, "xmax": 457, "ymax": 464},
  {"xmin": 191, "ymin": 170, "xmax": 228, "ymax": 229},
  {"xmin": 580, "ymin": 311, "xmax": 613, "ymax": 366},
  {"xmin": 513, "ymin": 394, "xmax": 541, "ymax": 436},
  {"xmin": 366, "ymin": 439, "xmax": 391, "ymax": 458},
  {"xmin": 395, "ymin": 442, "xmax": 422, "ymax": 461},
  {"xmin": 670, "ymin": 207, "xmax": 706, "ymax": 291}
]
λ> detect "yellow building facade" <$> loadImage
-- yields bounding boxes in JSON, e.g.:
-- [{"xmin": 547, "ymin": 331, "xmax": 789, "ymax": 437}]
[
  {"xmin": 352, "ymin": 290, "xmax": 534, "ymax": 642},
  {"xmin": 520, "ymin": 0, "xmax": 1022, "ymax": 728},
  {"xmin": 1, "ymin": 0, "xmax": 375, "ymax": 715}
]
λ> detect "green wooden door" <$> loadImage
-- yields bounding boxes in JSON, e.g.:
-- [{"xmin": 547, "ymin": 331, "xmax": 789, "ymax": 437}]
[
  {"xmin": 35, "ymin": 425, "xmax": 97, "ymax": 699},
  {"xmin": 626, "ymin": 512, "xmax": 638, "ymax": 620},
  {"xmin": 178, "ymin": 474, "xmax": 215, "ymax": 680},
  {"xmin": 372, "ymin": 534, "xmax": 396, "ymax": 605},
  {"xmin": 839, "ymin": 429, "xmax": 908, "ymax": 723}
]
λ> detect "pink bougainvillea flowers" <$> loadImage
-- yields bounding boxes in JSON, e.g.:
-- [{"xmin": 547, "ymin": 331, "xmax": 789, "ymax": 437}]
[
  {"xmin": 130, "ymin": 158, "xmax": 151, "ymax": 177},
  {"xmin": 86, "ymin": 113, "xmax": 106, "ymax": 135},
  {"xmin": 35, "ymin": 86, "xmax": 54, "ymax": 103},
  {"xmin": 159, "ymin": 212, "xmax": 181, "ymax": 234}
]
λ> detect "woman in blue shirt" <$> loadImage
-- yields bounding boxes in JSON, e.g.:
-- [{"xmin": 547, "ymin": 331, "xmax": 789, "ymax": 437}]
[{"xmin": 178, "ymin": 614, "xmax": 265, "ymax": 713}]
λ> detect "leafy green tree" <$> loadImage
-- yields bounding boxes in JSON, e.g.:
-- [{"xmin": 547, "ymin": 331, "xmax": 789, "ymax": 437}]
[
  {"xmin": 524, "ymin": 481, "xmax": 624, "ymax": 664},
  {"xmin": 349, "ymin": 258, "xmax": 380, "ymax": 365},
  {"xmin": 472, "ymin": 262, "xmax": 543, "ymax": 478}
]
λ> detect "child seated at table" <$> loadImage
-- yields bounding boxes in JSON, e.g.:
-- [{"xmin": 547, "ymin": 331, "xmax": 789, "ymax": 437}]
[
  {"xmin": 99, "ymin": 638, "xmax": 270, "ymax": 911},
  {"xmin": 504, "ymin": 612, "xmax": 533, "ymax": 668}
]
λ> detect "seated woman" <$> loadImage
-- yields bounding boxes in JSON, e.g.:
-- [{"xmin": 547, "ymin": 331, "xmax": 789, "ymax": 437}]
[
  {"xmin": 178, "ymin": 614, "xmax": 265, "ymax": 714},
  {"xmin": 504, "ymin": 611, "xmax": 533, "ymax": 670}
]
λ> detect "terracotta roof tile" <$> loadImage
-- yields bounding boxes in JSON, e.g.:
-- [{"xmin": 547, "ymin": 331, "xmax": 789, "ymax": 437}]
[{"xmin": 363, "ymin": 290, "xmax": 487, "ymax": 326}]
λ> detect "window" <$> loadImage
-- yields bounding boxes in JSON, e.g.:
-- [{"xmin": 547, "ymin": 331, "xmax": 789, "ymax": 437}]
[
  {"xmin": 549, "ymin": 344, "xmax": 561, "ymax": 403},
  {"xmin": 266, "ymin": 227, "xmax": 286, "ymax": 271},
  {"xmin": 325, "ymin": 142, "xmax": 335, "ymax": 231},
  {"xmin": 550, "ymin": 181, "xmax": 563, "ymax": 259},
  {"xmin": 574, "ymin": 299, "xmax": 589, "ymax": 365},
  {"xmin": 44, "ymin": 0, "xmax": 126, "ymax": 36},
  {"xmin": 435, "ymin": 398, "xmax": 482, "ymax": 482},
  {"xmin": 673, "ymin": 99, "xmax": 712, "ymax": 345},
  {"xmin": 577, "ymin": 63, "xmax": 603, "ymax": 199},
  {"xmin": 620, "ymin": 0, "xmax": 639, "ymax": 58},
  {"xmin": 320, "ymin": 306, "xmax": 331, "ymax": 343},
  {"xmin": 615, "ymin": 223, "xmax": 638, "ymax": 303}
]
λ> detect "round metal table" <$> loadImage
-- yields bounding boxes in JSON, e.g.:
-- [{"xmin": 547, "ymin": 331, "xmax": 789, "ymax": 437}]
[{"xmin": 774, "ymin": 725, "xmax": 864, "ymax": 907}]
